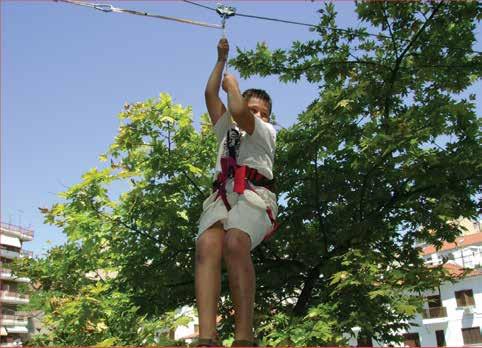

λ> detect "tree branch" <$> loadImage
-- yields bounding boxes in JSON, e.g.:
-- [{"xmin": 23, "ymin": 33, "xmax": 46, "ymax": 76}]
[
  {"xmin": 314, "ymin": 147, "xmax": 329, "ymax": 256},
  {"xmin": 292, "ymin": 261, "xmax": 323, "ymax": 316},
  {"xmin": 382, "ymin": 4, "xmax": 399, "ymax": 58},
  {"xmin": 382, "ymin": 1, "xmax": 445, "ymax": 123},
  {"xmin": 87, "ymin": 196, "xmax": 162, "ymax": 244},
  {"xmin": 358, "ymin": 124, "xmax": 433, "ymax": 222}
]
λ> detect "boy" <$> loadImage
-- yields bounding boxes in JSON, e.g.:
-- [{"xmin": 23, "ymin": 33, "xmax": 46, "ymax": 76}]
[{"xmin": 195, "ymin": 38, "xmax": 278, "ymax": 347}]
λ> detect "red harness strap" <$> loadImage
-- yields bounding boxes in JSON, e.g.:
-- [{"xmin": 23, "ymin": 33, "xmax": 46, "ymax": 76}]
[
  {"xmin": 264, "ymin": 208, "xmax": 279, "ymax": 240},
  {"xmin": 214, "ymin": 158, "xmax": 279, "ymax": 241}
]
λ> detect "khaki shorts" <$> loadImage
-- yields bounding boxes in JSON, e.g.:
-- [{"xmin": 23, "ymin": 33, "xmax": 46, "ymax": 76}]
[{"xmin": 197, "ymin": 179, "xmax": 277, "ymax": 251}]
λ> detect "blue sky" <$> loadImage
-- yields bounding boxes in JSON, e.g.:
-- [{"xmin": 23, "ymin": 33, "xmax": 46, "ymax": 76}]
[{"xmin": 2, "ymin": 1, "xmax": 480, "ymax": 257}]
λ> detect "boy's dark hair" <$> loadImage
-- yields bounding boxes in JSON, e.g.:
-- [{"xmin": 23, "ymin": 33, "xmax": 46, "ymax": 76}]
[{"xmin": 242, "ymin": 89, "xmax": 272, "ymax": 115}]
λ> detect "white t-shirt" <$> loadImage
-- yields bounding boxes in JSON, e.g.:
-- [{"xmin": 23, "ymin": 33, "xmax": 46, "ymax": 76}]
[{"xmin": 213, "ymin": 111, "xmax": 276, "ymax": 180}]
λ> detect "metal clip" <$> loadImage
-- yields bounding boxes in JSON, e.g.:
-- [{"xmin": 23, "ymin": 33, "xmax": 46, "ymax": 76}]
[
  {"xmin": 216, "ymin": 3, "xmax": 236, "ymax": 20},
  {"xmin": 93, "ymin": 3, "xmax": 114, "ymax": 12}
]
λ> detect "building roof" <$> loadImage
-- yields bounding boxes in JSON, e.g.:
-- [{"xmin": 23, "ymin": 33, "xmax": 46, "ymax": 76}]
[
  {"xmin": 441, "ymin": 262, "xmax": 482, "ymax": 278},
  {"xmin": 422, "ymin": 231, "xmax": 482, "ymax": 256}
]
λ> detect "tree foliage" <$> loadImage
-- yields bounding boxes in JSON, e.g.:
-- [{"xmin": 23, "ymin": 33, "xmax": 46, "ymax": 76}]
[
  {"xmin": 15, "ymin": 2, "xmax": 481, "ymax": 346},
  {"xmin": 232, "ymin": 2, "xmax": 481, "ymax": 343}
]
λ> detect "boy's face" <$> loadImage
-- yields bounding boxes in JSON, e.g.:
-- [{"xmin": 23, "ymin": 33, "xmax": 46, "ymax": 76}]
[{"xmin": 247, "ymin": 97, "xmax": 270, "ymax": 123}]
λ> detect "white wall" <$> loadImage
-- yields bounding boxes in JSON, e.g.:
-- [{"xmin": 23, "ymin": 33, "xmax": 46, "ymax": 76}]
[{"xmin": 406, "ymin": 274, "xmax": 482, "ymax": 347}]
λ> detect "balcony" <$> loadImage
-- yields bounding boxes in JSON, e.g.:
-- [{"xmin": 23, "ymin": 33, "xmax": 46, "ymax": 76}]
[
  {"xmin": 422, "ymin": 306, "xmax": 449, "ymax": 326},
  {"xmin": 423, "ymin": 306, "xmax": 448, "ymax": 319},
  {"xmin": 0, "ymin": 248, "xmax": 19, "ymax": 259},
  {"xmin": 0, "ymin": 339, "xmax": 23, "ymax": 348},
  {"xmin": 0, "ymin": 314, "xmax": 28, "ymax": 326},
  {"xmin": 0, "ymin": 247, "xmax": 33, "ymax": 260},
  {"xmin": 5, "ymin": 326, "xmax": 28, "ymax": 334},
  {"xmin": 0, "ymin": 343, "xmax": 23, "ymax": 348},
  {"xmin": 0, "ymin": 268, "xmax": 30, "ymax": 283},
  {"xmin": 0, "ymin": 290, "xmax": 29, "ymax": 304},
  {"xmin": 0, "ymin": 222, "xmax": 34, "ymax": 241}
]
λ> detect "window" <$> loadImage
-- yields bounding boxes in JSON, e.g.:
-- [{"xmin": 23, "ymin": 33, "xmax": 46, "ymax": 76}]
[
  {"xmin": 423, "ymin": 295, "xmax": 447, "ymax": 318},
  {"xmin": 455, "ymin": 289, "xmax": 475, "ymax": 307},
  {"xmin": 169, "ymin": 328, "xmax": 175, "ymax": 340},
  {"xmin": 427, "ymin": 295, "xmax": 442, "ymax": 308},
  {"xmin": 462, "ymin": 327, "xmax": 482, "ymax": 345},
  {"xmin": 403, "ymin": 333, "xmax": 420, "ymax": 347},
  {"xmin": 435, "ymin": 330, "xmax": 446, "ymax": 347}
]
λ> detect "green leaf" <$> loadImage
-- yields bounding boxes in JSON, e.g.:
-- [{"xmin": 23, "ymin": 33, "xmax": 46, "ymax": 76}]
[{"xmin": 95, "ymin": 337, "xmax": 117, "ymax": 346}]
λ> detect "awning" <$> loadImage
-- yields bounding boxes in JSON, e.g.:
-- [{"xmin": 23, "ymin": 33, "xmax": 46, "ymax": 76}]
[
  {"xmin": 5, "ymin": 326, "xmax": 29, "ymax": 333},
  {"xmin": 1, "ymin": 327, "xmax": 7, "ymax": 336},
  {"xmin": 0, "ymin": 235, "xmax": 21, "ymax": 248}
]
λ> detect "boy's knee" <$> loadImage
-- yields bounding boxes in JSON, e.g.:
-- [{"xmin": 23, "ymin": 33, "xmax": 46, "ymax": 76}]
[
  {"xmin": 196, "ymin": 232, "xmax": 223, "ymax": 264},
  {"xmin": 223, "ymin": 230, "xmax": 251, "ymax": 259}
]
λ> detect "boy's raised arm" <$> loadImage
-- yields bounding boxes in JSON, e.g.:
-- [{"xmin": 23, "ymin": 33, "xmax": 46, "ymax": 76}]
[
  {"xmin": 222, "ymin": 74, "xmax": 255, "ymax": 135},
  {"xmin": 205, "ymin": 38, "xmax": 228, "ymax": 125}
]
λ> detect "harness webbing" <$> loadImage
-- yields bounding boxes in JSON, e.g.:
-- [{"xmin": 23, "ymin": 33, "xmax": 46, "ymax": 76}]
[{"xmin": 213, "ymin": 130, "xmax": 279, "ymax": 240}]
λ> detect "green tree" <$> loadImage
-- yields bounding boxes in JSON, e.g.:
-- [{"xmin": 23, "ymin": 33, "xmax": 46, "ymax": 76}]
[
  {"xmin": 231, "ymin": 1, "xmax": 481, "ymax": 344},
  {"xmin": 15, "ymin": 2, "xmax": 481, "ymax": 346},
  {"xmin": 16, "ymin": 94, "xmax": 210, "ymax": 345}
]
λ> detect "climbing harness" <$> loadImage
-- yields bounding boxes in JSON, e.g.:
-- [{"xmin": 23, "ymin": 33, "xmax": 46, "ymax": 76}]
[{"xmin": 212, "ymin": 130, "xmax": 279, "ymax": 241}]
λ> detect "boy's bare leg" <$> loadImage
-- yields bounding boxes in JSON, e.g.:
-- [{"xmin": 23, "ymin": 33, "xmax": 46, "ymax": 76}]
[
  {"xmin": 195, "ymin": 221, "xmax": 225, "ymax": 340},
  {"xmin": 223, "ymin": 229, "xmax": 255, "ymax": 342}
]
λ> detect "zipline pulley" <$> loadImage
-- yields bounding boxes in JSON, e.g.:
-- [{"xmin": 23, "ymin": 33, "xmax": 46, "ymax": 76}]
[
  {"xmin": 216, "ymin": 3, "xmax": 236, "ymax": 30},
  {"xmin": 216, "ymin": 3, "xmax": 235, "ymax": 73}
]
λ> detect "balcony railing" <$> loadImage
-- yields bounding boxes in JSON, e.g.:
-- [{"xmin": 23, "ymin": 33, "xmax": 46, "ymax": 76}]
[
  {"xmin": 0, "ymin": 268, "xmax": 30, "ymax": 283},
  {"xmin": 0, "ymin": 290, "xmax": 29, "ymax": 300},
  {"xmin": 0, "ymin": 313, "xmax": 28, "ymax": 322},
  {"xmin": 0, "ymin": 342, "xmax": 23, "ymax": 348},
  {"xmin": 0, "ymin": 249, "xmax": 20, "ymax": 259},
  {"xmin": 422, "ymin": 306, "xmax": 448, "ymax": 319},
  {"xmin": 0, "ymin": 222, "xmax": 34, "ymax": 238},
  {"xmin": 0, "ymin": 246, "xmax": 20, "ymax": 253},
  {"xmin": 0, "ymin": 247, "xmax": 32, "ymax": 258}
]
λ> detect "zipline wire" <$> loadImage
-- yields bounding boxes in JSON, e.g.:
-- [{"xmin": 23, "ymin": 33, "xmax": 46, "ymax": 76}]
[
  {"xmin": 182, "ymin": 0, "xmax": 217, "ymax": 13},
  {"xmin": 235, "ymin": 12, "xmax": 316, "ymax": 29},
  {"xmin": 55, "ymin": 0, "xmax": 222, "ymax": 29},
  {"xmin": 56, "ymin": 0, "xmax": 482, "ymax": 55},
  {"xmin": 181, "ymin": 0, "xmax": 482, "ymax": 55},
  {"xmin": 181, "ymin": 0, "xmax": 390, "ymax": 39}
]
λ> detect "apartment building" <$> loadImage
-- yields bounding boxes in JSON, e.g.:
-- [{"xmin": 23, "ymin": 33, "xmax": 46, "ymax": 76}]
[
  {"xmin": 406, "ymin": 219, "xmax": 482, "ymax": 347},
  {"xmin": 347, "ymin": 219, "xmax": 482, "ymax": 347},
  {"xmin": 0, "ymin": 222, "xmax": 33, "ymax": 347}
]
